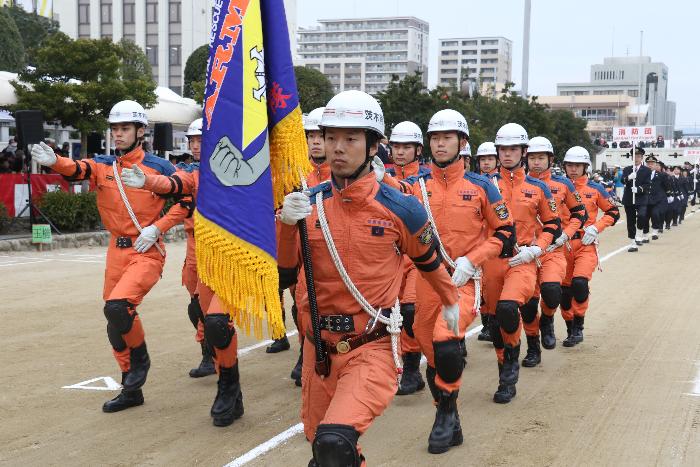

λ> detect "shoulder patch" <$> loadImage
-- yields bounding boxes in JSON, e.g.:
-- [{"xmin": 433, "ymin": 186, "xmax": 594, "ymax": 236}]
[
  {"xmin": 525, "ymin": 175, "xmax": 553, "ymax": 199},
  {"xmin": 465, "ymin": 171, "xmax": 503, "ymax": 203},
  {"xmin": 143, "ymin": 153, "xmax": 176, "ymax": 176},
  {"xmin": 93, "ymin": 154, "xmax": 116, "ymax": 165},
  {"xmin": 552, "ymin": 174, "xmax": 576, "ymax": 193},
  {"xmin": 375, "ymin": 183, "xmax": 428, "ymax": 235},
  {"xmin": 587, "ymin": 180, "xmax": 611, "ymax": 199},
  {"xmin": 308, "ymin": 181, "xmax": 333, "ymax": 205}
]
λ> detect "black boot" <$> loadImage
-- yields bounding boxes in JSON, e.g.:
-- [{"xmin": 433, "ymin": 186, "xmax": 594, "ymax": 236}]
[
  {"xmin": 428, "ymin": 390, "xmax": 463, "ymax": 454},
  {"xmin": 189, "ymin": 341, "xmax": 216, "ymax": 378},
  {"xmin": 397, "ymin": 352, "xmax": 425, "ymax": 395},
  {"xmin": 210, "ymin": 364, "xmax": 244, "ymax": 427},
  {"xmin": 562, "ymin": 320, "xmax": 577, "ymax": 347},
  {"xmin": 290, "ymin": 348, "xmax": 302, "ymax": 387},
  {"xmin": 521, "ymin": 335, "xmax": 541, "ymax": 368},
  {"xmin": 539, "ymin": 314, "xmax": 556, "ymax": 350},
  {"xmin": 493, "ymin": 363, "xmax": 517, "ymax": 404},
  {"xmin": 571, "ymin": 316, "xmax": 584, "ymax": 344},
  {"xmin": 266, "ymin": 335, "xmax": 290, "ymax": 353},
  {"xmin": 122, "ymin": 343, "xmax": 150, "ymax": 391},
  {"xmin": 477, "ymin": 314, "xmax": 493, "ymax": 342},
  {"xmin": 102, "ymin": 372, "xmax": 144, "ymax": 413},
  {"xmin": 500, "ymin": 344, "xmax": 520, "ymax": 385}
]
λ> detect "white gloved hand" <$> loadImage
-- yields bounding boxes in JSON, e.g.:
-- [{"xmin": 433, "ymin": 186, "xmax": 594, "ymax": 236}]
[
  {"xmin": 31, "ymin": 142, "xmax": 57, "ymax": 166},
  {"xmin": 134, "ymin": 225, "xmax": 160, "ymax": 253},
  {"xmin": 627, "ymin": 172, "xmax": 636, "ymax": 181},
  {"xmin": 631, "ymin": 186, "xmax": 638, "ymax": 194},
  {"xmin": 546, "ymin": 232, "xmax": 569, "ymax": 252},
  {"xmin": 372, "ymin": 155, "xmax": 385, "ymax": 182},
  {"xmin": 451, "ymin": 256, "xmax": 476, "ymax": 287},
  {"xmin": 279, "ymin": 191, "xmax": 312, "ymax": 225},
  {"xmin": 120, "ymin": 164, "xmax": 146, "ymax": 188},
  {"xmin": 441, "ymin": 302, "xmax": 460, "ymax": 336},
  {"xmin": 667, "ymin": 196, "xmax": 675, "ymax": 203},
  {"xmin": 508, "ymin": 245, "xmax": 542, "ymax": 267},
  {"xmin": 581, "ymin": 225, "xmax": 599, "ymax": 245}
]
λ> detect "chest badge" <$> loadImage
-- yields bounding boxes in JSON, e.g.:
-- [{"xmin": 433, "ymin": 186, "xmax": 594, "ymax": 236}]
[{"xmin": 371, "ymin": 226, "xmax": 385, "ymax": 236}]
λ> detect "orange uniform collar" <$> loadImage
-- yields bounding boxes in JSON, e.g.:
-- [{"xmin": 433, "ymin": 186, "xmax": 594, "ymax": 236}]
[
  {"xmin": 499, "ymin": 165, "xmax": 526, "ymax": 182},
  {"xmin": 116, "ymin": 147, "xmax": 145, "ymax": 165},
  {"xmin": 430, "ymin": 158, "xmax": 464, "ymax": 184}
]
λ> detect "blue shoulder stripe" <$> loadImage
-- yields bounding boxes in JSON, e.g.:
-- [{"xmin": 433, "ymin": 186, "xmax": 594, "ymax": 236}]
[
  {"xmin": 552, "ymin": 174, "xmax": 576, "ymax": 193},
  {"xmin": 386, "ymin": 167, "xmax": 396, "ymax": 177},
  {"xmin": 93, "ymin": 154, "xmax": 116, "ymax": 165},
  {"xmin": 525, "ymin": 175, "xmax": 553, "ymax": 198},
  {"xmin": 403, "ymin": 170, "xmax": 431, "ymax": 186},
  {"xmin": 375, "ymin": 183, "xmax": 427, "ymax": 235},
  {"xmin": 308, "ymin": 181, "xmax": 333, "ymax": 205},
  {"xmin": 587, "ymin": 180, "xmax": 610, "ymax": 198},
  {"xmin": 465, "ymin": 171, "xmax": 502, "ymax": 203},
  {"xmin": 143, "ymin": 153, "xmax": 176, "ymax": 176}
]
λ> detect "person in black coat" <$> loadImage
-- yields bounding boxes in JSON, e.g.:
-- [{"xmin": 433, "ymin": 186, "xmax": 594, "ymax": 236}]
[
  {"xmin": 664, "ymin": 166, "xmax": 680, "ymax": 229},
  {"xmin": 643, "ymin": 156, "xmax": 673, "ymax": 240},
  {"xmin": 622, "ymin": 147, "xmax": 652, "ymax": 252}
]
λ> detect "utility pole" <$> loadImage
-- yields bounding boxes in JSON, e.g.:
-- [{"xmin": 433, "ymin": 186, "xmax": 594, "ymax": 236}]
[{"xmin": 521, "ymin": 0, "xmax": 531, "ymax": 97}]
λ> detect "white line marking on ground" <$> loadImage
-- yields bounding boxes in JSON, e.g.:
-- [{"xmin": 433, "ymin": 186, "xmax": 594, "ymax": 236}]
[
  {"xmin": 238, "ymin": 330, "xmax": 299, "ymax": 356},
  {"xmin": 224, "ymin": 423, "xmax": 305, "ymax": 467},
  {"xmin": 62, "ymin": 376, "xmax": 122, "ymax": 391},
  {"xmin": 0, "ymin": 260, "xmax": 51, "ymax": 267},
  {"xmin": 687, "ymin": 362, "xmax": 700, "ymax": 396}
]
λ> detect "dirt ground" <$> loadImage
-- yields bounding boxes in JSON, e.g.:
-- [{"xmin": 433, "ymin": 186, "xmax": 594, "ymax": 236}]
[{"xmin": 1, "ymin": 211, "xmax": 699, "ymax": 467}]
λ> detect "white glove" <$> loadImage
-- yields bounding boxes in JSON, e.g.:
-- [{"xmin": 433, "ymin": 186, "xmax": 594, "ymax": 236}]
[
  {"xmin": 372, "ymin": 155, "xmax": 385, "ymax": 182},
  {"xmin": 631, "ymin": 186, "xmax": 638, "ymax": 194},
  {"xmin": 667, "ymin": 196, "xmax": 674, "ymax": 203},
  {"xmin": 31, "ymin": 142, "xmax": 57, "ymax": 166},
  {"xmin": 134, "ymin": 225, "xmax": 160, "ymax": 253},
  {"xmin": 508, "ymin": 245, "xmax": 542, "ymax": 267},
  {"xmin": 441, "ymin": 302, "xmax": 460, "ymax": 336},
  {"xmin": 546, "ymin": 232, "xmax": 569, "ymax": 252},
  {"xmin": 627, "ymin": 172, "xmax": 636, "ymax": 181},
  {"xmin": 581, "ymin": 225, "xmax": 599, "ymax": 245},
  {"xmin": 279, "ymin": 191, "xmax": 312, "ymax": 225},
  {"xmin": 121, "ymin": 164, "xmax": 146, "ymax": 188},
  {"xmin": 451, "ymin": 256, "xmax": 476, "ymax": 287}
]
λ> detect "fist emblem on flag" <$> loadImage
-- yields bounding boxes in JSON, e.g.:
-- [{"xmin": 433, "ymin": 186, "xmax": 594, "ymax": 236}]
[{"xmin": 209, "ymin": 135, "xmax": 269, "ymax": 186}]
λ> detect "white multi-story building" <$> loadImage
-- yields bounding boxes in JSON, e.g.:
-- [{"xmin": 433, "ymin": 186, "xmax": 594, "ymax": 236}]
[
  {"xmin": 296, "ymin": 16, "xmax": 429, "ymax": 96},
  {"xmin": 557, "ymin": 56, "xmax": 676, "ymax": 140},
  {"xmin": 54, "ymin": 0, "xmax": 298, "ymax": 96},
  {"xmin": 437, "ymin": 36, "xmax": 512, "ymax": 92}
]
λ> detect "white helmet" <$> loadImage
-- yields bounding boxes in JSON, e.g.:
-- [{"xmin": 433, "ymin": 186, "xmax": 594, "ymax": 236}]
[
  {"xmin": 459, "ymin": 143, "xmax": 471, "ymax": 157},
  {"xmin": 476, "ymin": 141, "xmax": 497, "ymax": 157},
  {"xmin": 495, "ymin": 123, "xmax": 528, "ymax": 147},
  {"xmin": 186, "ymin": 118, "xmax": 203, "ymax": 137},
  {"xmin": 528, "ymin": 136, "xmax": 554, "ymax": 154},
  {"xmin": 563, "ymin": 146, "xmax": 591, "ymax": 165},
  {"xmin": 320, "ymin": 91, "xmax": 384, "ymax": 137},
  {"xmin": 303, "ymin": 107, "xmax": 325, "ymax": 131},
  {"xmin": 390, "ymin": 121, "xmax": 423, "ymax": 145},
  {"xmin": 427, "ymin": 109, "xmax": 469, "ymax": 137},
  {"xmin": 109, "ymin": 100, "xmax": 148, "ymax": 126}
]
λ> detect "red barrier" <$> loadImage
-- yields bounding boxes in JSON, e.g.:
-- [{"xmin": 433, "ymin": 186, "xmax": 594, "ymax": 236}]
[{"xmin": 0, "ymin": 174, "xmax": 71, "ymax": 217}]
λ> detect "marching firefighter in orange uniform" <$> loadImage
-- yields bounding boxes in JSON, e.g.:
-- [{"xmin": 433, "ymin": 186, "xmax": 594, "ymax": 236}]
[
  {"xmin": 31, "ymin": 100, "xmax": 185, "ymax": 412},
  {"xmin": 482, "ymin": 123, "xmax": 561, "ymax": 404},
  {"xmin": 389, "ymin": 110, "xmax": 515, "ymax": 453},
  {"xmin": 277, "ymin": 91, "xmax": 459, "ymax": 466},
  {"xmin": 560, "ymin": 146, "xmax": 619, "ymax": 346},
  {"xmin": 520, "ymin": 136, "xmax": 587, "ymax": 365},
  {"xmin": 120, "ymin": 145, "xmax": 244, "ymax": 427},
  {"xmin": 386, "ymin": 120, "xmax": 430, "ymax": 396}
]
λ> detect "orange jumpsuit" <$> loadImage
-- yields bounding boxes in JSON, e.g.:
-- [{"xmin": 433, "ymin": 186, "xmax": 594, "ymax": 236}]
[
  {"xmin": 394, "ymin": 162, "xmax": 515, "ymax": 392},
  {"xmin": 483, "ymin": 165, "xmax": 560, "ymax": 361},
  {"xmin": 277, "ymin": 173, "xmax": 458, "ymax": 452},
  {"xmin": 522, "ymin": 169, "xmax": 586, "ymax": 335},
  {"xmin": 561, "ymin": 176, "xmax": 619, "ymax": 321},
  {"xmin": 48, "ymin": 148, "xmax": 183, "ymax": 372}
]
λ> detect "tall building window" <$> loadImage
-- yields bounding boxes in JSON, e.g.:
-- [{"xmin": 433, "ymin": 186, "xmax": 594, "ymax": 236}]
[
  {"xmin": 146, "ymin": 46, "xmax": 158, "ymax": 65},
  {"xmin": 101, "ymin": 3, "xmax": 111, "ymax": 24},
  {"xmin": 169, "ymin": 1, "xmax": 181, "ymax": 23},
  {"xmin": 79, "ymin": 4, "xmax": 89, "ymax": 24},
  {"xmin": 146, "ymin": 1, "xmax": 158, "ymax": 23},
  {"xmin": 123, "ymin": 1, "xmax": 135, "ymax": 24},
  {"xmin": 169, "ymin": 45, "xmax": 181, "ymax": 65}
]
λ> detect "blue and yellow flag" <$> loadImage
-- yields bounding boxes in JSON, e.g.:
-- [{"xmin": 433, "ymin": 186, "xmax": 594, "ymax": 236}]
[{"xmin": 196, "ymin": 0, "xmax": 310, "ymax": 339}]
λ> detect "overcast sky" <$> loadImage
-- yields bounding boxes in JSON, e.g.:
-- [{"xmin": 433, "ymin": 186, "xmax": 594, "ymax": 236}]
[{"xmin": 296, "ymin": 0, "xmax": 699, "ymax": 130}]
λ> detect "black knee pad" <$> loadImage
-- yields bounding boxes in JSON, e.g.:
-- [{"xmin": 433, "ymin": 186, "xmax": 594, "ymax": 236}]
[
  {"xmin": 106, "ymin": 323, "xmax": 126, "ymax": 352},
  {"xmin": 519, "ymin": 297, "xmax": 539, "ymax": 324},
  {"xmin": 103, "ymin": 299, "xmax": 134, "ymax": 334},
  {"xmin": 400, "ymin": 303, "xmax": 416, "ymax": 338},
  {"xmin": 433, "ymin": 340, "xmax": 465, "ymax": 383},
  {"xmin": 312, "ymin": 424, "xmax": 361, "ymax": 467},
  {"xmin": 571, "ymin": 277, "xmax": 589, "ymax": 303},
  {"xmin": 495, "ymin": 300, "xmax": 520, "ymax": 334},
  {"xmin": 560, "ymin": 286, "xmax": 573, "ymax": 311},
  {"xmin": 204, "ymin": 314, "xmax": 235, "ymax": 349},
  {"xmin": 489, "ymin": 316, "xmax": 504, "ymax": 349},
  {"xmin": 187, "ymin": 295, "xmax": 203, "ymax": 329},
  {"xmin": 540, "ymin": 282, "xmax": 562, "ymax": 309}
]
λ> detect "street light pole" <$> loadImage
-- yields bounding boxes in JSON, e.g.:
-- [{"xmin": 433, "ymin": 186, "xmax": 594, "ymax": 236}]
[{"xmin": 521, "ymin": 0, "xmax": 531, "ymax": 97}]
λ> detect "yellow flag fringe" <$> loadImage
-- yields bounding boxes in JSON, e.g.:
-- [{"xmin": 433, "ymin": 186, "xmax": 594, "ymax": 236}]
[
  {"xmin": 270, "ymin": 106, "xmax": 311, "ymax": 207},
  {"xmin": 194, "ymin": 212, "xmax": 285, "ymax": 339}
]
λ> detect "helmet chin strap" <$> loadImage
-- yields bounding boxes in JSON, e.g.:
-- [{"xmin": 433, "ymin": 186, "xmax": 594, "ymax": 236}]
[
  {"xmin": 311, "ymin": 155, "xmax": 326, "ymax": 164},
  {"xmin": 434, "ymin": 153, "xmax": 460, "ymax": 169},
  {"xmin": 116, "ymin": 139, "xmax": 141, "ymax": 157}
]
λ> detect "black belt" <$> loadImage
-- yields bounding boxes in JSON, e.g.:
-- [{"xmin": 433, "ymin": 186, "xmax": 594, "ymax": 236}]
[
  {"xmin": 115, "ymin": 236, "xmax": 133, "ymax": 248},
  {"xmin": 307, "ymin": 324, "xmax": 390, "ymax": 354},
  {"xmin": 319, "ymin": 315, "xmax": 355, "ymax": 333}
]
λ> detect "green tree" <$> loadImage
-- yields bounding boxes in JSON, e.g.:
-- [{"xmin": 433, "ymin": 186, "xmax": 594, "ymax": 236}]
[
  {"xmin": 10, "ymin": 33, "xmax": 158, "ymax": 156},
  {"xmin": 183, "ymin": 44, "xmax": 209, "ymax": 99},
  {"xmin": 6, "ymin": 5, "xmax": 59, "ymax": 66},
  {"xmin": 0, "ymin": 7, "xmax": 25, "ymax": 72},
  {"xmin": 294, "ymin": 66, "xmax": 334, "ymax": 113}
]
